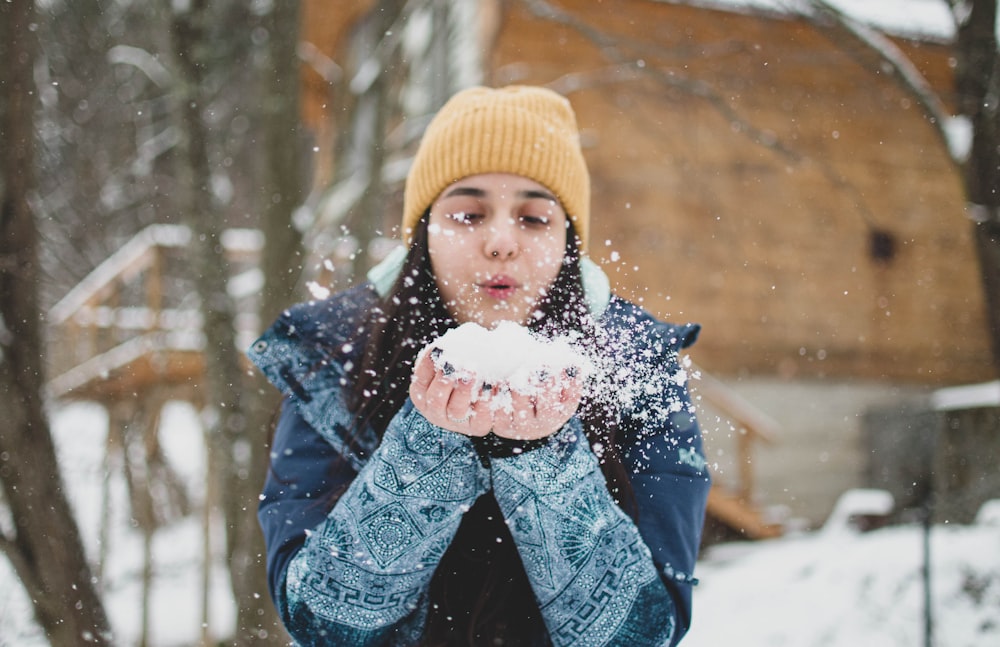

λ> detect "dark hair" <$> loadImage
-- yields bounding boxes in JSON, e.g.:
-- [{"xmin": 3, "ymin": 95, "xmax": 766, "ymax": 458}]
[
  {"xmin": 345, "ymin": 216, "xmax": 455, "ymax": 433},
  {"xmin": 345, "ymin": 214, "xmax": 634, "ymax": 644}
]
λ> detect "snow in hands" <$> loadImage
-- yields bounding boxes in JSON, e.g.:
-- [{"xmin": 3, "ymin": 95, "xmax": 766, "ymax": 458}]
[
  {"xmin": 426, "ymin": 321, "xmax": 590, "ymax": 411},
  {"xmin": 420, "ymin": 316, "xmax": 697, "ymax": 461}
]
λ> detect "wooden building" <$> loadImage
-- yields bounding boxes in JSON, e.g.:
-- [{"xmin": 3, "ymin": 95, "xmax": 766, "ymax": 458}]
[{"xmin": 297, "ymin": 0, "xmax": 993, "ymax": 527}]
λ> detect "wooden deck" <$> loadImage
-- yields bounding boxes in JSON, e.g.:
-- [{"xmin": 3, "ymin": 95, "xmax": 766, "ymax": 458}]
[{"xmin": 46, "ymin": 224, "xmax": 261, "ymax": 403}]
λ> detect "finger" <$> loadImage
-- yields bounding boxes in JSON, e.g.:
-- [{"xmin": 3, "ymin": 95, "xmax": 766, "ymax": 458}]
[
  {"xmin": 475, "ymin": 380, "xmax": 496, "ymax": 403},
  {"xmin": 533, "ymin": 366, "xmax": 581, "ymax": 412},
  {"xmin": 557, "ymin": 371, "xmax": 584, "ymax": 411},
  {"xmin": 412, "ymin": 350, "xmax": 460, "ymax": 418},
  {"xmin": 489, "ymin": 407, "xmax": 515, "ymax": 438},
  {"xmin": 445, "ymin": 373, "xmax": 476, "ymax": 422},
  {"xmin": 411, "ymin": 348, "xmax": 437, "ymax": 391},
  {"xmin": 466, "ymin": 406, "xmax": 494, "ymax": 436},
  {"xmin": 504, "ymin": 390, "xmax": 542, "ymax": 440},
  {"xmin": 437, "ymin": 374, "xmax": 495, "ymax": 437},
  {"xmin": 423, "ymin": 363, "xmax": 459, "ymax": 414},
  {"xmin": 505, "ymin": 372, "xmax": 581, "ymax": 440},
  {"xmin": 464, "ymin": 382, "xmax": 496, "ymax": 436}
]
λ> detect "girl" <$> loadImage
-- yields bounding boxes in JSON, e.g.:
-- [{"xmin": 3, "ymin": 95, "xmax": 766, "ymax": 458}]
[{"xmin": 250, "ymin": 85, "xmax": 710, "ymax": 646}]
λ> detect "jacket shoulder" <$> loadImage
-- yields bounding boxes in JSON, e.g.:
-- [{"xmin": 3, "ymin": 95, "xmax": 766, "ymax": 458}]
[
  {"xmin": 247, "ymin": 284, "xmax": 380, "ymax": 471},
  {"xmin": 263, "ymin": 283, "xmax": 378, "ymax": 352},
  {"xmin": 601, "ymin": 295, "xmax": 700, "ymax": 352}
]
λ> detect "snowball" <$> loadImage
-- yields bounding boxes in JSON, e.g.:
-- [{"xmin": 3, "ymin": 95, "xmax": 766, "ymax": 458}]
[{"xmin": 429, "ymin": 321, "xmax": 590, "ymax": 394}]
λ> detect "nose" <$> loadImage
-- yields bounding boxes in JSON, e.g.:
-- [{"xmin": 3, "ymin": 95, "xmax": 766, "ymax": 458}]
[{"xmin": 485, "ymin": 217, "xmax": 518, "ymax": 259}]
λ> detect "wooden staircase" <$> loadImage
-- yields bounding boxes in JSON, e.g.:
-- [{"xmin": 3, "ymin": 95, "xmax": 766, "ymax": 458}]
[
  {"xmin": 46, "ymin": 224, "xmax": 262, "ymax": 403},
  {"xmin": 694, "ymin": 369, "xmax": 784, "ymax": 540}
]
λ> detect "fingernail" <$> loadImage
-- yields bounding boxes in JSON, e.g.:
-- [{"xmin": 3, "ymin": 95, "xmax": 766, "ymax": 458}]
[
  {"xmin": 536, "ymin": 369, "xmax": 550, "ymax": 382},
  {"xmin": 442, "ymin": 362, "xmax": 455, "ymax": 376},
  {"xmin": 430, "ymin": 347, "xmax": 443, "ymax": 360},
  {"xmin": 482, "ymin": 382, "xmax": 493, "ymax": 392},
  {"xmin": 565, "ymin": 366, "xmax": 579, "ymax": 378}
]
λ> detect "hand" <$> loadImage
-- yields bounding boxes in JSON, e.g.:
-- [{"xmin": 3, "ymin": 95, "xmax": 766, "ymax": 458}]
[
  {"xmin": 488, "ymin": 369, "xmax": 583, "ymax": 442},
  {"xmin": 409, "ymin": 348, "xmax": 493, "ymax": 437}
]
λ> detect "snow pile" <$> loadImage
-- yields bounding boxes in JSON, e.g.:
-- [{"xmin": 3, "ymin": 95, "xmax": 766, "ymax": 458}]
[
  {"xmin": 430, "ymin": 321, "xmax": 590, "ymax": 394},
  {"xmin": 0, "ymin": 402, "xmax": 235, "ymax": 647},
  {"xmin": 685, "ymin": 520, "xmax": 1000, "ymax": 647},
  {"xmin": 682, "ymin": 0, "xmax": 955, "ymax": 40}
]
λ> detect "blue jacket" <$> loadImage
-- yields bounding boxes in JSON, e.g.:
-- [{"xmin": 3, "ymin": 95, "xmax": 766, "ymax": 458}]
[{"xmin": 249, "ymin": 282, "xmax": 710, "ymax": 646}]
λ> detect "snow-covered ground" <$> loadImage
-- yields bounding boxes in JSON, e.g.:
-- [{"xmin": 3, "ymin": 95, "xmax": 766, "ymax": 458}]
[
  {"xmin": 686, "ymin": 519, "xmax": 1000, "ymax": 646},
  {"xmin": 0, "ymin": 401, "xmax": 235, "ymax": 647},
  {"xmin": 5, "ymin": 0, "xmax": 986, "ymax": 640},
  {"xmin": 2, "ymin": 400, "xmax": 998, "ymax": 646}
]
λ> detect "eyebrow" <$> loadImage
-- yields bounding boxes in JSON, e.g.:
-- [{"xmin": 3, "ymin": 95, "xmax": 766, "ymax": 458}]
[{"xmin": 442, "ymin": 186, "xmax": 558, "ymax": 202}]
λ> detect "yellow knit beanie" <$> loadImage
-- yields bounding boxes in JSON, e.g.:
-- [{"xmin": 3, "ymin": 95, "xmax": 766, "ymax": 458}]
[{"xmin": 402, "ymin": 85, "xmax": 591, "ymax": 249}]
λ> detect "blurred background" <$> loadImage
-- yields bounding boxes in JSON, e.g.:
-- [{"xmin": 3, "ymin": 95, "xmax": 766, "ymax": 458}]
[{"xmin": 1, "ymin": 0, "xmax": 997, "ymax": 645}]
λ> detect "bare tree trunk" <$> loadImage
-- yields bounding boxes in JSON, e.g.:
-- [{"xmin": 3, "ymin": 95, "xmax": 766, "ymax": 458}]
[
  {"xmin": 0, "ymin": 0, "xmax": 113, "ymax": 644},
  {"xmin": 235, "ymin": 2, "xmax": 304, "ymax": 643},
  {"xmin": 171, "ymin": 1, "xmax": 302, "ymax": 643},
  {"xmin": 169, "ymin": 2, "xmax": 255, "ymax": 644},
  {"xmin": 325, "ymin": 0, "xmax": 408, "ymax": 281},
  {"xmin": 955, "ymin": 0, "xmax": 1000, "ymax": 377},
  {"xmin": 256, "ymin": 1, "xmax": 307, "ymax": 326}
]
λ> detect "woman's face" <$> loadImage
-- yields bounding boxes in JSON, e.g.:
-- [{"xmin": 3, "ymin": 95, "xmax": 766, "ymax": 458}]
[{"xmin": 427, "ymin": 173, "xmax": 569, "ymax": 328}]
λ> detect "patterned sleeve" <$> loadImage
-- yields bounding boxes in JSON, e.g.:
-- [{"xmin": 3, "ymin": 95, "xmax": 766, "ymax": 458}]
[
  {"xmin": 490, "ymin": 419, "xmax": 678, "ymax": 647},
  {"xmin": 280, "ymin": 400, "xmax": 491, "ymax": 646}
]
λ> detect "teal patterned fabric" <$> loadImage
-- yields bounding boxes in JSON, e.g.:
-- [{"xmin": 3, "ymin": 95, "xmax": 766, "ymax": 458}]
[
  {"xmin": 492, "ymin": 422, "xmax": 675, "ymax": 646},
  {"xmin": 277, "ymin": 407, "xmax": 675, "ymax": 646},
  {"xmin": 282, "ymin": 402, "xmax": 490, "ymax": 645}
]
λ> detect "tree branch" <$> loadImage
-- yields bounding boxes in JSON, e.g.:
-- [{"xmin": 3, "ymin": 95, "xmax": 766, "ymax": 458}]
[
  {"xmin": 519, "ymin": 0, "xmax": 878, "ymax": 225},
  {"xmin": 794, "ymin": 0, "xmax": 957, "ymax": 163},
  {"xmin": 521, "ymin": 0, "xmax": 802, "ymax": 162}
]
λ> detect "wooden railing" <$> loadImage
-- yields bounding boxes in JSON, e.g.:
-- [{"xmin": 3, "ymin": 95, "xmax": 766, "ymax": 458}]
[
  {"xmin": 46, "ymin": 224, "xmax": 263, "ymax": 402},
  {"xmin": 693, "ymin": 367, "xmax": 783, "ymax": 538}
]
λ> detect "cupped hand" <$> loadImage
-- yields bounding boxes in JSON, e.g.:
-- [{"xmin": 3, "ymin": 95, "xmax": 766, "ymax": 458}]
[
  {"xmin": 488, "ymin": 369, "xmax": 584, "ymax": 442},
  {"xmin": 409, "ymin": 348, "xmax": 493, "ymax": 437}
]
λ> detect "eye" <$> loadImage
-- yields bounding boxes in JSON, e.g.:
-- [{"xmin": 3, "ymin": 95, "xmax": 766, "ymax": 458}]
[
  {"xmin": 444, "ymin": 211, "xmax": 483, "ymax": 225},
  {"xmin": 520, "ymin": 214, "xmax": 550, "ymax": 228}
]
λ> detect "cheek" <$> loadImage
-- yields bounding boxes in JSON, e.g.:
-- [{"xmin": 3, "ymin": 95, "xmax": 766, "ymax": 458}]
[
  {"xmin": 533, "ymin": 235, "xmax": 568, "ymax": 274},
  {"xmin": 428, "ymin": 230, "xmax": 461, "ymax": 261},
  {"xmin": 428, "ymin": 239, "xmax": 472, "ymax": 291},
  {"xmin": 426, "ymin": 227, "xmax": 452, "ymax": 254}
]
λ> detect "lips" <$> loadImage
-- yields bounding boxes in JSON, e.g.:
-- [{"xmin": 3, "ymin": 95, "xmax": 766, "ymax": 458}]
[{"xmin": 479, "ymin": 274, "xmax": 520, "ymax": 300}]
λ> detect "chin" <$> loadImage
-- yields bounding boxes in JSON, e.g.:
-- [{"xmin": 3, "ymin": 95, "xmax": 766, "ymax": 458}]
[
  {"xmin": 464, "ymin": 311, "xmax": 524, "ymax": 329},
  {"xmin": 454, "ymin": 297, "xmax": 536, "ymax": 328}
]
